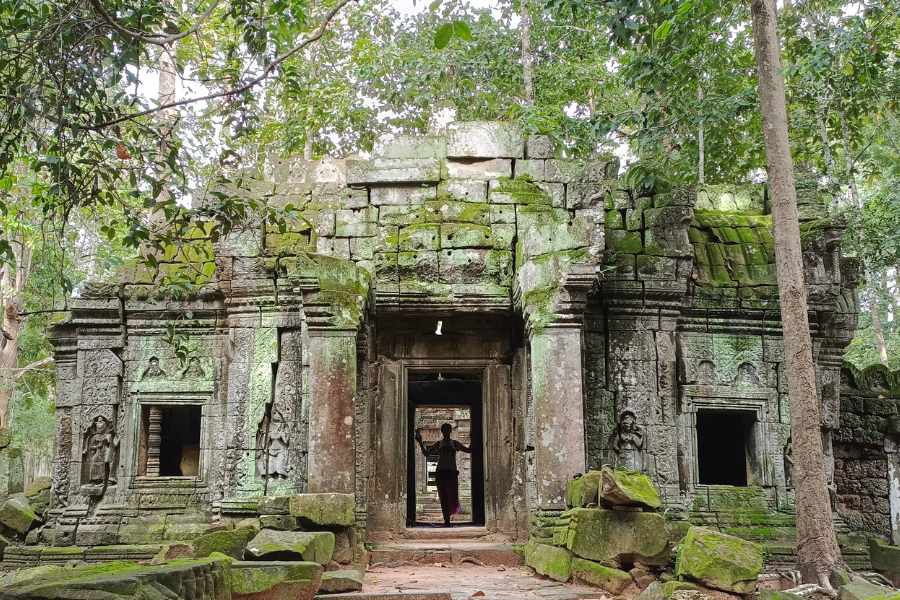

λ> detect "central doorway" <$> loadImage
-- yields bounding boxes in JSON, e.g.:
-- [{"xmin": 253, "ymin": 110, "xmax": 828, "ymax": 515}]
[{"xmin": 406, "ymin": 372, "xmax": 485, "ymax": 527}]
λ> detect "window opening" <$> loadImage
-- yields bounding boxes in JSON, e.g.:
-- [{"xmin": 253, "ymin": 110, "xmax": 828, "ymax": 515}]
[
  {"xmin": 139, "ymin": 405, "xmax": 201, "ymax": 477},
  {"xmin": 696, "ymin": 409, "xmax": 755, "ymax": 486}
]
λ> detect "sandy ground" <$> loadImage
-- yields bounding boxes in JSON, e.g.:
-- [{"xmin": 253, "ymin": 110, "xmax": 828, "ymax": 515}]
[{"xmin": 363, "ymin": 563, "xmax": 611, "ymax": 600}]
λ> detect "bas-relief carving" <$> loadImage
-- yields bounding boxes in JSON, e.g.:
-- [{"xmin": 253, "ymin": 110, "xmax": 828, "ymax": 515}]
[
  {"xmin": 819, "ymin": 367, "xmax": 840, "ymax": 429},
  {"xmin": 696, "ymin": 360, "xmax": 716, "ymax": 385},
  {"xmin": 608, "ymin": 410, "xmax": 644, "ymax": 472},
  {"xmin": 256, "ymin": 407, "xmax": 290, "ymax": 479},
  {"xmin": 181, "ymin": 357, "xmax": 205, "ymax": 379},
  {"xmin": 734, "ymin": 362, "xmax": 760, "ymax": 387},
  {"xmin": 81, "ymin": 414, "xmax": 120, "ymax": 496},
  {"xmin": 141, "ymin": 356, "xmax": 166, "ymax": 379}
]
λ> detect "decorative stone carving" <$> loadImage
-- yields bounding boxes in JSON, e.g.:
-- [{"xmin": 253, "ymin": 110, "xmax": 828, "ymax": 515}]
[
  {"xmin": 608, "ymin": 410, "xmax": 644, "ymax": 472},
  {"xmin": 181, "ymin": 357, "xmax": 205, "ymax": 379},
  {"xmin": 697, "ymin": 360, "xmax": 716, "ymax": 385},
  {"xmin": 734, "ymin": 362, "xmax": 760, "ymax": 387},
  {"xmin": 783, "ymin": 435, "xmax": 793, "ymax": 488},
  {"xmin": 256, "ymin": 407, "xmax": 290, "ymax": 479},
  {"xmin": 81, "ymin": 415, "xmax": 119, "ymax": 494},
  {"xmin": 141, "ymin": 356, "xmax": 166, "ymax": 379}
]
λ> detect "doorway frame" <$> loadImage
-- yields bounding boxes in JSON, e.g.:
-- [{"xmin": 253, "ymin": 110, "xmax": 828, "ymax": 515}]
[{"xmin": 406, "ymin": 373, "xmax": 485, "ymax": 528}]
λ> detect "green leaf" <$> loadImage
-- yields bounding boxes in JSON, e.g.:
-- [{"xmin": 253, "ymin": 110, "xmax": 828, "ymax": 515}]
[
  {"xmin": 434, "ymin": 23, "xmax": 453, "ymax": 49},
  {"xmin": 654, "ymin": 20, "xmax": 673, "ymax": 42},
  {"xmin": 453, "ymin": 20, "xmax": 472, "ymax": 41}
]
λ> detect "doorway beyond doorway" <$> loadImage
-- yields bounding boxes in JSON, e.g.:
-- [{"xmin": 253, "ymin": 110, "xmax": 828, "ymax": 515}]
[{"xmin": 407, "ymin": 372, "xmax": 484, "ymax": 527}]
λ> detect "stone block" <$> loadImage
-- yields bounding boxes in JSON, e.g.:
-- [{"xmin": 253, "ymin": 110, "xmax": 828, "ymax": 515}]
[
  {"xmin": 526, "ymin": 135, "xmax": 556, "ymax": 159},
  {"xmin": 516, "ymin": 159, "xmax": 546, "ymax": 180},
  {"xmin": 567, "ymin": 180, "xmax": 614, "ymax": 209},
  {"xmin": 566, "ymin": 470, "xmax": 602, "ymax": 508},
  {"xmin": 490, "ymin": 204, "xmax": 516, "ymax": 224},
  {"xmin": 398, "ymin": 251, "xmax": 440, "ymax": 282},
  {"xmin": 346, "ymin": 158, "xmax": 441, "ymax": 184},
  {"xmin": 430, "ymin": 200, "xmax": 490, "ymax": 225},
  {"xmin": 245, "ymin": 529, "xmax": 336, "ymax": 564},
  {"xmin": 838, "ymin": 578, "xmax": 900, "ymax": 600},
  {"xmin": 447, "ymin": 121, "xmax": 524, "ymax": 158},
  {"xmin": 398, "ymin": 224, "xmax": 440, "ymax": 251},
  {"xmin": 674, "ymin": 526, "xmax": 763, "ymax": 594},
  {"xmin": 226, "ymin": 560, "xmax": 323, "ymax": 600},
  {"xmin": 439, "ymin": 178, "xmax": 488, "ymax": 202},
  {"xmin": 565, "ymin": 508, "xmax": 669, "ymax": 566},
  {"xmin": 378, "ymin": 134, "xmax": 447, "ymax": 159},
  {"xmin": 258, "ymin": 496, "xmax": 291, "ymax": 515},
  {"xmin": 0, "ymin": 495, "xmax": 37, "ymax": 535},
  {"xmin": 319, "ymin": 569, "xmax": 365, "ymax": 593},
  {"xmin": 441, "ymin": 223, "xmax": 495, "ymax": 248},
  {"xmin": 446, "ymin": 159, "xmax": 513, "ymax": 180},
  {"xmin": 571, "ymin": 558, "xmax": 632, "ymax": 593},
  {"xmin": 525, "ymin": 540, "xmax": 572, "ymax": 582},
  {"xmin": 192, "ymin": 525, "xmax": 258, "ymax": 559},
  {"xmin": 370, "ymin": 185, "xmax": 437, "ymax": 206},
  {"xmin": 598, "ymin": 466, "xmax": 662, "ymax": 509},
  {"xmin": 288, "ymin": 493, "xmax": 356, "ymax": 526},
  {"xmin": 869, "ymin": 538, "xmax": 900, "ymax": 586}
]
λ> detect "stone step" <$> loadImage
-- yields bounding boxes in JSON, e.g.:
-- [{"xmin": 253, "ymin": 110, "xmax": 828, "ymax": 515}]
[
  {"xmin": 368, "ymin": 541, "xmax": 522, "ymax": 567},
  {"xmin": 316, "ymin": 594, "xmax": 451, "ymax": 600},
  {"xmin": 402, "ymin": 526, "xmax": 490, "ymax": 540}
]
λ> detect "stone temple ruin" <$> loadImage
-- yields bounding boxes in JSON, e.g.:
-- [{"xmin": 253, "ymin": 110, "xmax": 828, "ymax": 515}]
[{"xmin": 3, "ymin": 121, "xmax": 900, "ymax": 593}]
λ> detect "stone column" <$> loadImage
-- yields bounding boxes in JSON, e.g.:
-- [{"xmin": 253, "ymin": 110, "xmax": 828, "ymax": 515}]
[
  {"xmin": 530, "ymin": 323, "xmax": 587, "ymax": 509},
  {"xmin": 307, "ymin": 328, "xmax": 357, "ymax": 494}
]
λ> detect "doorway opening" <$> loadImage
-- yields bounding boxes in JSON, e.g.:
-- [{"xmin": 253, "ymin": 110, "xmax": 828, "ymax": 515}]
[
  {"xmin": 138, "ymin": 404, "xmax": 201, "ymax": 477},
  {"xmin": 407, "ymin": 372, "xmax": 484, "ymax": 527},
  {"xmin": 696, "ymin": 409, "xmax": 756, "ymax": 486}
]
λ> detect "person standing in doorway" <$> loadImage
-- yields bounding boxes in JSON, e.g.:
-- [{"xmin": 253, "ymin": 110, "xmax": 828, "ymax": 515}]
[{"xmin": 415, "ymin": 423, "xmax": 471, "ymax": 527}]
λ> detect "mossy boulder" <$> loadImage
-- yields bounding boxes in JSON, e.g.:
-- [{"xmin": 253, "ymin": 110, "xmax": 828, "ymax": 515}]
[
  {"xmin": 839, "ymin": 579, "xmax": 900, "ymax": 600},
  {"xmin": 0, "ymin": 495, "xmax": 37, "ymax": 534},
  {"xmin": 228, "ymin": 560, "xmax": 323, "ymax": 600},
  {"xmin": 869, "ymin": 538, "xmax": 900, "ymax": 586},
  {"xmin": 599, "ymin": 466, "xmax": 662, "ymax": 510},
  {"xmin": 288, "ymin": 493, "xmax": 355, "ymax": 527},
  {"xmin": 245, "ymin": 529, "xmax": 335, "ymax": 564},
  {"xmin": 319, "ymin": 569, "xmax": 365, "ymax": 594},
  {"xmin": 571, "ymin": 558, "xmax": 632, "ymax": 593},
  {"xmin": 525, "ymin": 540, "xmax": 573, "ymax": 582},
  {"xmin": 565, "ymin": 508, "xmax": 669, "ymax": 566},
  {"xmin": 192, "ymin": 525, "xmax": 259, "ymax": 559},
  {"xmin": 567, "ymin": 471, "xmax": 602, "ymax": 508},
  {"xmin": 675, "ymin": 526, "xmax": 763, "ymax": 593}
]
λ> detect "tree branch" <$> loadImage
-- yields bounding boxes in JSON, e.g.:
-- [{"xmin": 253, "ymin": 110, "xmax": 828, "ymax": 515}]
[
  {"xmin": 12, "ymin": 356, "xmax": 54, "ymax": 381},
  {"xmin": 82, "ymin": 0, "xmax": 355, "ymax": 131},
  {"xmin": 88, "ymin": 0, "xmax": 223, "ymax": 47}
]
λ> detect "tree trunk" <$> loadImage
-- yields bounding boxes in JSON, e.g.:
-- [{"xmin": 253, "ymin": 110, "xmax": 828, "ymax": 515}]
[
  {"xmin": 838, "ymin": 109, "xmax": 860, "ymax": 208},
  {"xmin": 869, "ymin": 277, "xmax": 889, "ymax": 365},
  {"xmin": 749, "ymin": 0, "xmax": 842, "ymax": 585},
  {"xmin": 520, "ymin": 0, "xmax": 534, "ymax": 106},
  {"xmin": 0, "ymin": 235, "xmax": 31, "ymax": 428},
  {"xmin": 815, "ymin": 103, "xmax": 834, "ymax": 182},
  {"xmin": 147, "ymin": 39, "xmax": 178, "ymax": 245},
  {"xmin": 698, "ymin": 87, "xmax": 705, "ymax": 185}
]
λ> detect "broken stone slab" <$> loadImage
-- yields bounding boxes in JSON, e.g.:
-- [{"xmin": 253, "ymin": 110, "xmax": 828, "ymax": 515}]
[
  {"xmin": 566, "ymin": 470, "xmax": 602, "ymax": 508},
  {"xmin": 639, "ymin": 580, "xmax": 744, "ymax": 600},
  {"xmin": 347, "ymin": 159, "xmax": 442, "ymax": 185},
  {"xmin": 245, "ymin": 529, "xmax": 336, "ymax": 564},
  {"xmin": 260, "ymin": 515, "xmax": 300, "ymax": 531},
  {"xmin": 599, "ymin": 466, "xmax": 662, "ymax": 510},
  {"xmin": 838, "ymin": 578, "xmax": 900, "ymax": 600},
  {"xmin": 447, "ymin": 121, "xmax": 524, "ymax": 159},
  {"xmin": 0, "ymin": 557, "xmax": 230, "ymax": 599},
  {"xmin": 0, "ymin": 494, "xmax": 38, "ymax": 535},
  {"xmin": 192, "ymin": 524, "xmax": 259, "ymax": 559},
  {"xmin": 674, "ymin": 526, "xmax": 763, "ymax": 594},
  {"xmin": 289, "ymin": 493, "xmax": 356, "ymax": 526},
  {"xmin": 565, "ymin": 507, "xmax": 669, "ymax": 567},
  {"xmin": 524, "ymin": 540, "xmax": 572, "ymax": 582},
  {"xmin": 571, "ymin": 557, "xmax": 632, "ymax": 593},
  {"xmin": 227, "ymin": 559, "xmax": 324, "ymax": 600},
  {"xmin": 319, "ymin": 569, "xmax": 365, "ymax": 594}
]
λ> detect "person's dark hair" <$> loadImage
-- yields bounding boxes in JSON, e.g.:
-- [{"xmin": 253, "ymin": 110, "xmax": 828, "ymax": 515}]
[{"xmin": 440, "ymin": 423, "xmax": 452, "ymax": 435}]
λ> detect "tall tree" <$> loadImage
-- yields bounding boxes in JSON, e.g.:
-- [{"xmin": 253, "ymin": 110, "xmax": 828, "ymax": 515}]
[{"xmin": 749, "ymin": 0, "xmax": 841, "ymax": 584}]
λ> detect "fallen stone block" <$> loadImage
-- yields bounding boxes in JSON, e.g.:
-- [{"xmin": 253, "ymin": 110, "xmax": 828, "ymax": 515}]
[
  {"xmin": 566, "ymin": 470, "xmax": 602, "ymax": 508},
  {"xmin": 838, "ymin": 578, "xmax": 900, "ymax": 600},
  {"xmin": 228, "ymin": 560, "xmax": 324, "ymax": 600},
  {"xmin": 674, "ymin": 526, "xmax": 763, "ymax": 594},
  {"xmin": 565, "ymin": 508, "xmax": 669, "ymax": 567},
  {"xmin": 640, "ymin": 580, "xmax": 744, "ymax": 600},
  {"xmin": 0, "ymin": 495, "xmax": 37, "ymax": 535},
  {"xmin": 571, "ymin": 557, "xmax": 632, "ymax": 593},
  {"xmin": 525, "ymin": 540, "xmax": 572, "ymax": 582},
  {"xmin": 192, "ymin": 524, "xmax": 259, "ymax": 559},
  {"xmin": 246, "ymin": 529, "xmax": 335, "ymax": 564},
  {"xmin": 870, "ymin": 538, "xmax": 900, "ymax": 587},
  {"xmin": 319, "ymin": 569, "xmax": 365, "ymax": 594},
  {"xmin": 599, "ymin": 465, "xmax": 662, "ymax": 510},
  {"xmin": 289, "ymin": 493, "xmax": 356, "ymax": 527}
]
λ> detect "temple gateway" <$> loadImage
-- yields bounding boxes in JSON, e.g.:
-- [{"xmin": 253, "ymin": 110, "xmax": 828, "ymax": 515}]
[{"xmin": 38, "ymin": 122, "xmax": 900, "ymax": 567}]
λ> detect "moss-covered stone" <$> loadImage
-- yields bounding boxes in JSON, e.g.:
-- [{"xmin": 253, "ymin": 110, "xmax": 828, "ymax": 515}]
[
  {"xmin": 565, "ymin": 508, "xmax": 669, "ymax": 566},
  {"xmin": 319, "ymin": 569, "xmax": 365, "ymax": 594},
  {"xmin": 288, "ymin": 493, "xmax": 355, "ymax": 526},
  {"xmin": 599, "ymin": 466, "xmax": 662, "ymax": 510},
  {"xmin": 675, "ymin": 526, "xmax": 762, "ymax": 593},
  {"xmin": 571, "ymin": 558, "xmax": 632, "ymax": 593},
  {"xmin": 192, "ymin": 525, "xmax": 259, "ymax": 559},
  {"xmin": 870, "ymin": 538, "xmax": 900, "ymax": 585},
  {"xmin": 228, "ymin": 560, "xmax": 323, "ymax": 600},
  {"xmin": 525, "ymin": 540, "xmax": 572, "ymax": 582},
  {"xmin": 245, "ymin": 529, "xmax": 335, "ymax": 564},
  {"xmin": 566, "ymin": 470, "xmax": 602, "ymax": 508},
  {"xmin": 838, "ymin": 579, "xmax": 900, "ymax": 600},
  {"xmin": 0, "ymin": 495, "xmax": 37, "ymax": 534}
]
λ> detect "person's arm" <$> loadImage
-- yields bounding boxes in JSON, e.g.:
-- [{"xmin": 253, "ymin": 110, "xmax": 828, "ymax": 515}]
[
  {"xmin": 414, "ymin": 430, "xmax": 430, "ymax": 456},
  {"xmin": 454, "ymin": 440, "xmax": 472, "ymax": 454}
]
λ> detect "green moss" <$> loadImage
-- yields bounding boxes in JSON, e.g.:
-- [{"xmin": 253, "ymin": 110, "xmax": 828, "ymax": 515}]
[
  {"xmin": 493, "ymin": 176, "xmax": 551, "ymax": 205},
  {"xmin": 571, "ymin": 558, "xmax": 632, "ymax": 593},
  {"xmin": 525, "ymin": 541, "xmax": 572, "ymax": 582},
  {"xmin": 565, "ymin": 508, "xmax": 669, "ymax": 566},
  {"xmin": 228, "ymin": 562, "xmax": 322, "ymax": 594},
  {"xmin": 599, "ymin": 466, "xmax": 662, "ymax": 509},
  {"xmin": 191, "ymin": 525, "xmax": 258, "ymax": 559},
  {"xmin": 674, "ymin": 526, "xmax": 763, "ymax": 594}
]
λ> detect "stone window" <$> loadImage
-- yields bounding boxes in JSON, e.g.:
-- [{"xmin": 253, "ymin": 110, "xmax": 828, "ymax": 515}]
[
  {"xmin": 138, "ymin": 404, "xmax": 202, "ymax": 477},
  {"xmin": 696, "ymin": 409, "xmax": 757, "ymax": 486}
]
